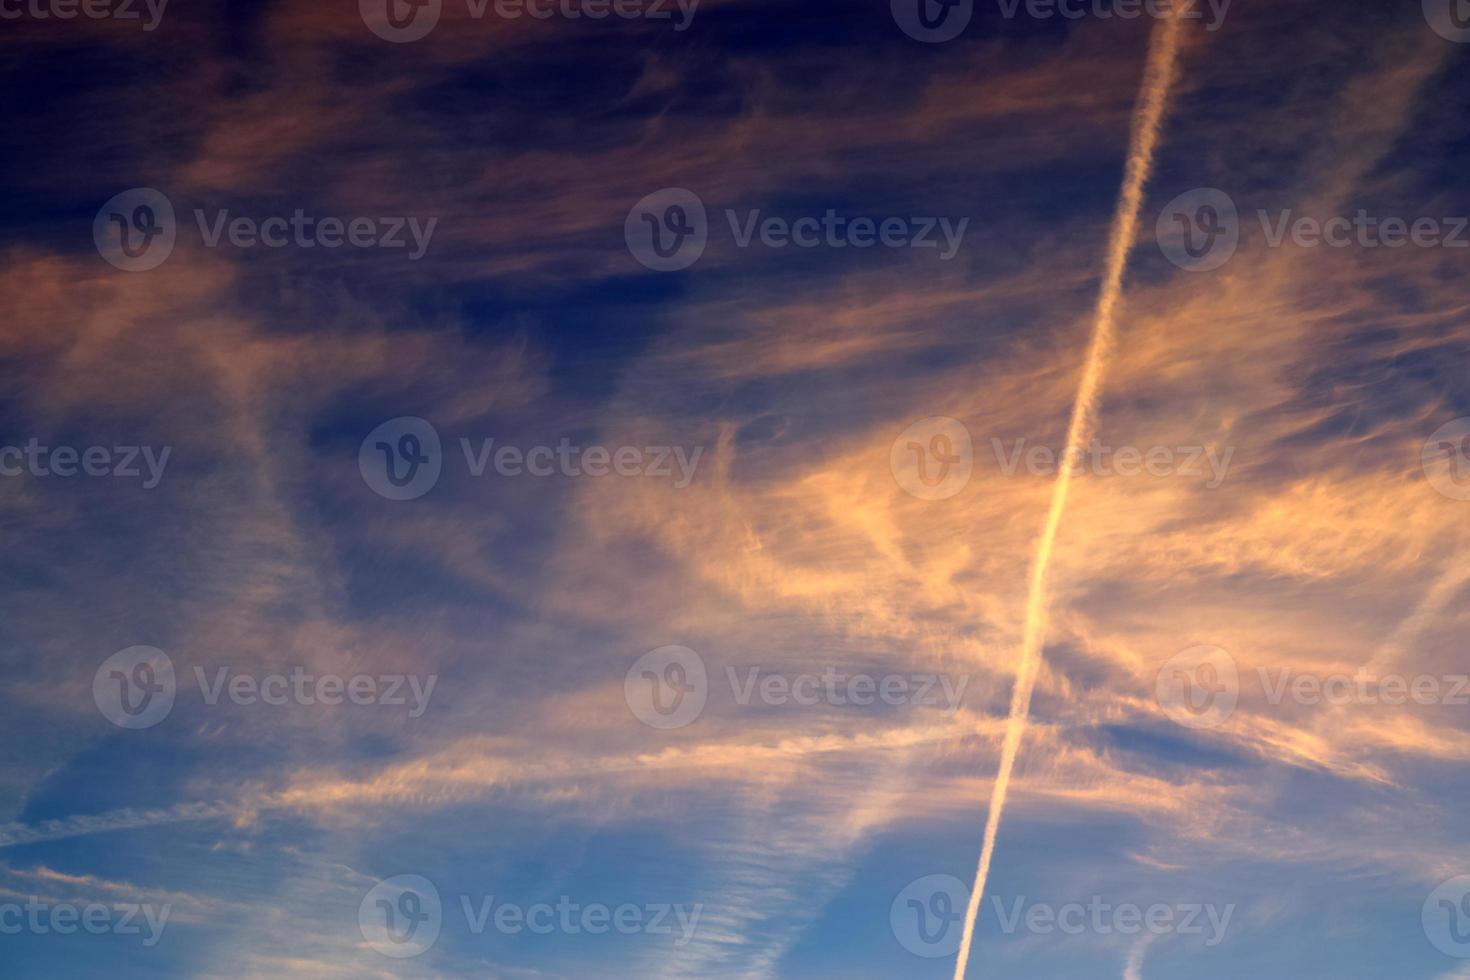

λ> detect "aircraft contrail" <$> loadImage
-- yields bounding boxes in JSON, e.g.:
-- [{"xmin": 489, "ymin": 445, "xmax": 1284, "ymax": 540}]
[
  {"xmin": 950, "ymin": 15, "xmax": 1186, "ymax": 980},
  {"xmin": 1123, "ymin": 933, "xmax": 1157, "ymax": 980}
]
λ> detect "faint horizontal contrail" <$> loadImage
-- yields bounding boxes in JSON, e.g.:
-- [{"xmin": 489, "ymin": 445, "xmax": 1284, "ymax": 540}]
[
  {"xmin": 950, "ymin": 14, "xmax": 1187, "ymax": 980},
  {"xmin": 0, "ymin": 802, "xmax": 240, "ymax": 848}
]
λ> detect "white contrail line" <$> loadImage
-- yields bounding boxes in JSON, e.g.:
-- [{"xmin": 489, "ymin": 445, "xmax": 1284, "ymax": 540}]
[
  {"xmin": 1361, "ymin": 556, "xmax": 1470, "ymax": 674},
  {"xmin": 1123, "ymin": 933, "xmax": 1157, "ymax": 980},
  {"xmin": 950, "ymin": 15, "xmax": 1186, "ymax": 980},
  {"xmin": 0, "ymin": 802, "xmax": 241, "ymax": 848}
]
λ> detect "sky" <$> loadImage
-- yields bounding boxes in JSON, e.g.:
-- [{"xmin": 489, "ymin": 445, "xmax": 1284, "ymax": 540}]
[{"xmin": 2, "ymin": 0, "xmax": 1470, "ymax": 977}]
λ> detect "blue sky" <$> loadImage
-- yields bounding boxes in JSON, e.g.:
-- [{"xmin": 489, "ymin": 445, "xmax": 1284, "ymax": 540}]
[{"xmin": 2, "ymin": 0, "xmax": 1470, "ymax": 977}]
